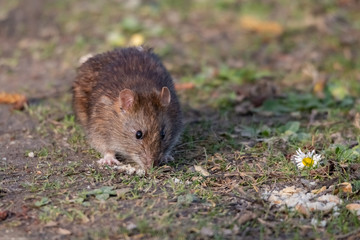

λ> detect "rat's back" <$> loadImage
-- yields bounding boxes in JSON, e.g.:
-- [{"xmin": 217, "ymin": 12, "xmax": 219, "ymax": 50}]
[{"xmin": 72, "ymin": 47, "xmax": 176, "ymax": 126}]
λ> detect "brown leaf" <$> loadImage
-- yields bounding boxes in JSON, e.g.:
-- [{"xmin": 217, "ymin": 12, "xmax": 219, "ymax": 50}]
[
  {"xmin": 16, "ymin": 205, "xmax": 30, "ymax": 219},
  {"xmin": 311, "ymin": 186, "xmax": 327, "ymax": 194},
  {"xmin": 313, "ymin": 80, "xmax": 326, "ymax": 97},
  {"xmin": 295, "ymin": 204, "xmax": 310, "ymax": 218},
  {"xmin": 235, "ymin": 80, "xmax": 279, "ymax": 113},
  {"xmin": 236, "ymin": 211, "xmax": 257, "ymax": 225},
  {"xmin": 338, "ymin": 182, "xmax": 352, "ymax": 193},
  {"xmin": 44, "ymin": 221, "xmax": 58, "ymax": 227},
  {"xmin": 0, "ymin": 92, "xmax": 27, "ymax": 110},
  {"xmin": 257, "ymin": 218, "xmax": 276, "ymax": 228},
  {"xmin": 57, "ymin": 228, "xmax": 71, "ymax": 235},
  {"xmin": 194, "ymin": 165, "xmax": 210, "ymax": 177},
  {"xmin": 240, "ymin": 16, "xmax": 283, "ymax": 37},
  {"xmin": 346, "ymin": 203, "xmax": 360, "ymax": 214},
  {"xmin": 0, "ymin": 210, "xmax": 9, "ymax": 221},
  {"xmin": 354, "ymin": 113, "xmax": 360, "ymax": 130},
  {"xmin": 116, "ymin": 188, "xmax": 131, "ymax": 197}
]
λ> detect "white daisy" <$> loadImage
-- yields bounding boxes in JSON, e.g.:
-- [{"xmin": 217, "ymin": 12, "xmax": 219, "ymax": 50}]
[{"xmin": 291, "ymin": 148, "xmax": 322, "ymax": 169}]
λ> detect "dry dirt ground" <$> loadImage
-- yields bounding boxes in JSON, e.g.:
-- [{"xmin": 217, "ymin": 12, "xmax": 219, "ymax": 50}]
[{"xmin": 1, "ymin": 0, "xmax": 360, "ymax": 239}]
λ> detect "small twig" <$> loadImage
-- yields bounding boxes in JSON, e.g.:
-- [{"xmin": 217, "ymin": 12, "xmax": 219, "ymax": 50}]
[
  {"xmin": 308, "ymin": 187, "xmax": 334, "ymax": 201},
  {"xmin": 335, "ymin": 228, "xmax": 360, "ymax": 240},
  {"xmin": 175, "ymin": 140, "xmax": 206, "ymax": 148},
  {"xmin": 257, "ymin": 218, "xmax": 276, "ymax": 228}
]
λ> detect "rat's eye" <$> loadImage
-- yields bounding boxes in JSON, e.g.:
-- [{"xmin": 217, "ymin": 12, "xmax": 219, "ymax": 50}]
[
  {"xmin": 160, "ymin": 129, "xmax": 165, "ymax": 140},
  {"xmin": 136, "ymin": 130, "xmax": 143, "ymax": 139}
]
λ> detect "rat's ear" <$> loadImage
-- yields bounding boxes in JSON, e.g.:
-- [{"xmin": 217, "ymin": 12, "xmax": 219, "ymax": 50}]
[
  {"xmin": 119, "ymin": 89, "xmax": 135, "ymax": 111},
  {"xmin": 160, "ymin": 87, "xmax": 171, "ymax": 107}
]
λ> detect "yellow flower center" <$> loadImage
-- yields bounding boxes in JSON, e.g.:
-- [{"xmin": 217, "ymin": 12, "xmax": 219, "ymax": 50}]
[{"xmin": 302, "ymin": 157, "xmax": 314, "ymax": 167}]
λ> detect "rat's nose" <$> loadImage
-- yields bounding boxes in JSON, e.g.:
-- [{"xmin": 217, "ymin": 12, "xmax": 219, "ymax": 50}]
[{"xmin": 144, "ymin": 158, "xmax": 154, "ymax": 170}]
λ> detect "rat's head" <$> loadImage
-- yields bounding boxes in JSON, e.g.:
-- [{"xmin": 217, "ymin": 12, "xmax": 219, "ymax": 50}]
[{"xmin": 112, "ymin": 87, "xmax": 175, "ymax": 170}]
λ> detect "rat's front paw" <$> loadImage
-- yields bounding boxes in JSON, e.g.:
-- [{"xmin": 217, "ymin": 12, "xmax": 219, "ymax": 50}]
[
  {"xmin": 161, "ymin": 155, "xmax": 174, "ymax": 164},
  {"xmin": 97, "ymin": 153, "xmax": 120, "ymax": 166}
]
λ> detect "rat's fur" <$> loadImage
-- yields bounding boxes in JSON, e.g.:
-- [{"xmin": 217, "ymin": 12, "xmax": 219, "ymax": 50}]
[{"xmin": 73, "ymin": 47, "xmax": 182, "ymax": 169}]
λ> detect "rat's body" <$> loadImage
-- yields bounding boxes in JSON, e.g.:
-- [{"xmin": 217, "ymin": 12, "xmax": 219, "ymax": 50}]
[{"xmin": 73, "ymin": 47, "xmax": 182, "ymax": 170}]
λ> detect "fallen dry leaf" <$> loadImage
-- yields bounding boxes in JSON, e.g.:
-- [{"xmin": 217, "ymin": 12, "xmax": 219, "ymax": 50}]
[
  {"xmin": 57, "ymin": 228, "xmax": 71, "ymax": 235},
  {"xmin": 116, "ymin": 188, "xmax": 131, "ymax": 197},
  {"xmin": 240, "ymin": 16, "xmax": 283, "ymax": 37},
  {"xmin": 311, "ymin": 186, "xmax": 327, "ymax": 194},
  {"xmin": 338, "ymin": 182, "xmax": 352, "ymax": 193},
  {"xmin": 0, "ymin": 92, "xmax": 27, "ymax": 110},
  {"xmin": 78, "ymin": 213, "xmax": 90, "ymax": 224},
  {"xmin": 194, "ymin": 165, "xmax": 210, "ymax": 177},
  {"xmin": 313, "ymin": 79, "xmax": 326, "ymax": 98},
  {"xmin": 295, "ymin": 204, "xmax": 310, "ymax": 217},
  {"xmin": 175, "ymin": 82, "xmax": 195, "ymax": 90},
  {"xmin": 236, "ymin": 211, "xmax": 257, "ymax": 225},
  {"xmin": 44, "ymin": 221, "xmax": 58, "ymax": 227},
  {"xmin": 302, "ymin": 63, "xmax": 327, "ymax": 99},
  {"xmin": 346, "ymin": 203, "xmax": 360, "ymax": 215},
  {"xmin": 268, "ymin": 194, "xmax": 282, "ymax": 205},
  {"xmin": 235, "ymin": 80, "xmax": 279, "ymax": 110},
  {"xmin": 0, "ymin": 210, "xmax": 9, "ymax": 221},
  {"xmin": 354, "ymin": 113, "xmax": 360, "ymax": 130},
  {"xmin": 281, "ymin": 186, "xmax": 302, "ymax": 195},
  {"xmin": 16, "ymin": 206, "xmax": 30, "ymax": 220},
  {"xmin": 258, "ymin": 218, "xmax": 276, "ymax": 228}
]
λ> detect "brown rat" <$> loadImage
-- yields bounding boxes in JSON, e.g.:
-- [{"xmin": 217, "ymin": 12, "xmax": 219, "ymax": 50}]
[{"xmin": 72, "ymin": 47, "xmax": 182, "ymax": 170}]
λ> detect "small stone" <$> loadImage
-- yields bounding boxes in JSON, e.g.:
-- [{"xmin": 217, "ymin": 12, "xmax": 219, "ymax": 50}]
[
  {"xmin": 317, "ymin": 194, "xmax": 341, "ymax": 204},
  {"xmin": 126, "ymin": 222, "xmax": 137, "ymax": 231},
  {"xmin": 173, "ymin": 178, "xmax": 182, "ymax": 184},
  {"xmin": 185, "ymin": 180, "xmax": 192, "ymax": 185},
  {"xmin": 200, "ymin": 227, "xmax": 214, "ymax": 237},
  {"xmin": 311, "ymin": 218, "xmax": 327, "ymax": 227},
  {"xmin": 222, "ymin": 229, "xmax": 233, "ymax": 235},
  {"xmin": 28, "ymin": 152, "xmax": 35, "ymax": 158}
]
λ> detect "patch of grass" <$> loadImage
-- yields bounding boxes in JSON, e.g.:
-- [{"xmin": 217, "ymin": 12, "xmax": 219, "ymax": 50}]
[
  {"xmin": 41, "ymin": 181, "xmax": 62, "ymax": 191},
  {"xmin": 36, "ymin": 147, "xmax": 49, "ymax": 158},
  {"xmin": 38, "ymin": 205, "xmax": 62, "ymax": 223},
  {"xmin": 326, "ymin": 207, "xmax": 360, "ymax": 236}
]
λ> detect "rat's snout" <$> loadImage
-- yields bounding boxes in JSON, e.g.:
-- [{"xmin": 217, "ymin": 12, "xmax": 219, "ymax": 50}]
[
  {"xmin": 142, "ymin": 152, "xmax": 154, "ymax": 170},
  {"xmin": 143, "ymin": 158, "xmax": 153, "ymax": 170},
  {"xmin": 143, "ymin": 152, "xmax": 160, "ymax": 170}
]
